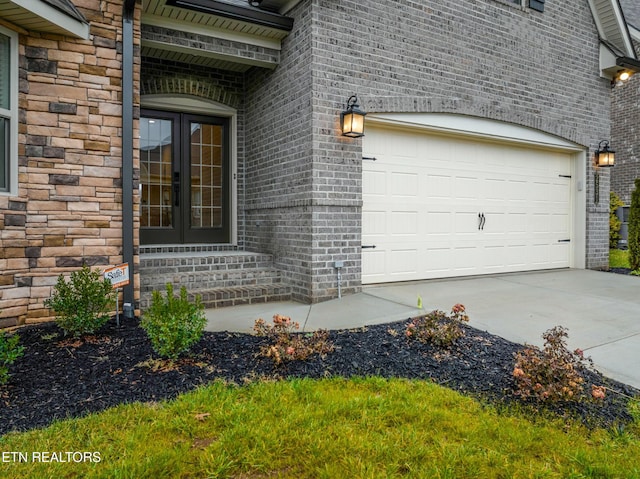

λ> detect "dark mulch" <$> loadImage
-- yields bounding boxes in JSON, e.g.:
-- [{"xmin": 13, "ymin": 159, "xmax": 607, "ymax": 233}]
[
  {"xmin": 1, "ymin": 317, "xmax": 638, "ymax": 437},
  {"xmin": 607, "ymin": 267, "xmax": 633, "ymax": 275}
]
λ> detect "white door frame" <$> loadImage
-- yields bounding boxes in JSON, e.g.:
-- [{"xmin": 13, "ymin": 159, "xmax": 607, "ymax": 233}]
[{"xmin": 141, "ymin": 94, "xmax": 238, "ymax": 245}]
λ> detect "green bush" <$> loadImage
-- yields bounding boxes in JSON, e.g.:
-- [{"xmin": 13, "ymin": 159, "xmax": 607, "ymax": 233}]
[
  {"xmin": 629, "ymin": 179, "xmax": 640, "ymax": 270},
  {"xmin": 44, "ymin": 265, "xmax": 116, "ymax": 337},
  {"xmin": 141, "ymin": 283, "xmax": 206, "ymax": 360},
  {"xmin": 610, "ymin": 191, "xmax": 624, "ymax": 249},
  {"xmin": 0, "ymin": 333, "xmax": 24, "ymax": 385}
]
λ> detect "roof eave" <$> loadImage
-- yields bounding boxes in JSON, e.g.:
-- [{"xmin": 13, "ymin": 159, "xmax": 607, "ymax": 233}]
[
  {"xmin": 166, "ymin": 0, "xmax": 293, "ymax": 31},
  {"xmin": 4, "ymin": 0, "xmax": 89, "ymax": 39},
  {"xmin": 587, "ymin": 0, "xmax": 636, "ymax": 58}
]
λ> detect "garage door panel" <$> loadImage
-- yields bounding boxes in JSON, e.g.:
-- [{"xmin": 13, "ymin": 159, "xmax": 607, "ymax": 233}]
[
  {"xmin": 455, "ymin": 176, "xmax": 480, "ymax": 198},
  {"xmin": 362, "ymin": 126, "xmax": 572, "ymax": 284},
  {"xmin": 362, "ymin": 249, "xmax": 387, "ymax": 280},
  {"xmin": 363, "ymin": 170, "xmax": 386, "ymax": 196},
  {"xmin": 550, "ymin": 244, "xmax": 570, "ymax": 265},
  {"xmin": 391, "ymin": 172, "xmax": 419, "ymax": 197},
  {"xmin": 425, "ymin": 211, "xmax": 453, "ymax": 234},
  {"xmin": 389, "ymin": 249, "xmax": 419, "ymax": 276},
  {"xmin": 362, "ymin": 210, "xmax": 386, "ymax": 236},
  {"xmin": 455, "ymin": 211, "xmax": 480, "ymax": 234},
  {"xmin": 506, "ymin": 212, "xmax": 527, "ymax": 233},
  {"xmin": 425, "ymin": 247, "xmax": 453, "ymax": 273},
  {"xmin": 426, "ymin": 174, "xmax": 452, "ymax": 198},
  {"xmin": 390, "ymin": 211, "xmax": 418, "ymax": 235}
]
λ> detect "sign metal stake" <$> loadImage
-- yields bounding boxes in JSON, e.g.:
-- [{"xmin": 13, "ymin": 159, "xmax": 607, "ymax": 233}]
[{"xmin": 103, "ymin": 263, "xmax": 130, "ymax": 328}]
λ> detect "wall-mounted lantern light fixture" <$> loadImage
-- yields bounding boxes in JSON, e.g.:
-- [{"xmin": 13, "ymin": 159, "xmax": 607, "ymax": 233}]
[
  {"xmin": 596, "ymin": 140, "xmax": 615, "ymax": 168},
  {"xmin": 341, "ymin": 95, "xmax": 367, "ymax": 138}
]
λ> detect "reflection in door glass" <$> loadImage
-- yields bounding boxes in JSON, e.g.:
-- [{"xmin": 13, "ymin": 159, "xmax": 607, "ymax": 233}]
[
  {"xmin": 190, "ymin": 122, "xmax": 223, "ymax": 228},
  {"xmin": 140, "ymin": 117, "xmax": 173, "ymax": 228}
]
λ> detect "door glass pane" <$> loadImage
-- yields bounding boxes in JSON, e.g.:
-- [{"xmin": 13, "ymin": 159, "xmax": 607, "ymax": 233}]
[
  {"xmin": 190, "ymin": 122, "xmax": 223, "ymax": 228},
  {"xmin": 0, "ymin": 33, "xmax": 9, "ymax": 110},
  {"xmin": 140, "ymin": 117, "xmax": 173, "ymax": 228}
]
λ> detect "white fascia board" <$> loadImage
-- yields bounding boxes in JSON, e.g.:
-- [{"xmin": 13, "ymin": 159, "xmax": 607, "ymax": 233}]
[
  {"xmin": 630, "ymin": 24, "xmax": 640, "ymax": 43},
  {"xmin": 142, "ymin": 12, "xmax": 283, "ymax": 50},
  {"xmin": 11, "ymin": 0, "xmax": 89, "ymax": 39},
  {"xmin": 367, "ymin": 113, "xmax": 584, "ymax": 152}
]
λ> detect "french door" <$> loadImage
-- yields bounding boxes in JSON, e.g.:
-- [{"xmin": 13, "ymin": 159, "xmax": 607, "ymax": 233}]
[{"xmin": 140, "ymin": 110, "xmax": 229, "ymax": 244}]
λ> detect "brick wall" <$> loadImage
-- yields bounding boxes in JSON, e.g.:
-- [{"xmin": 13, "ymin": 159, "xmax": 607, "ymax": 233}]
[
  {"xmin": 0, "ymin": 0, "xmax": 141, "ymax": 327},
  {"xmin": 140, "ymin": 57, "xmax": 247, "ymax": 248},
  {"xmin": 244, "ymin": 0, "xmax": 317, "ymax": 302},
  {"xmin": 245, "ymin": 0, "xmax": 612, "ymax": 303},
  {"xmin": 611, "ymin": 39, "xmax": 640, "ymax": 205}
]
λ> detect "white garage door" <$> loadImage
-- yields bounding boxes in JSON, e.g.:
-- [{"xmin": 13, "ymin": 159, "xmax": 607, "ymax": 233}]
[{"xmin": 362, "ymin": 124, "xmax": 573, "ymax": 284}]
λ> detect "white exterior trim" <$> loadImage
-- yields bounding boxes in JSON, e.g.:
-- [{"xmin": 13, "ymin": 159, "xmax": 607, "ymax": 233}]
[
  {"xmin": 587, "ymin": 0, "xmax": 636, "ymax": 57},
  {"xmin": 0, "ymin": 24, "xmax": 18, "ymax": 196},
  {"xmin": 8, "ymin": 0, "xmax": 89, "ymax": 39},
  {"xmin": 367, "ymin": 113, "xmax": 584, "ymax": 151},
  {"xmin": 142, "ymin": 12, "xmax": 283, "ymax": 50},
  {"xmin": 141, "ymin": 94, "xmax": 238, "ymax": 245}
]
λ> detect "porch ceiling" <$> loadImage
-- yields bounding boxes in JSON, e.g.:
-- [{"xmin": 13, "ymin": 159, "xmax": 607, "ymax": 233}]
[{"xmin": 142, "ymin": 0, "xmax": 292, "ymax": 71}]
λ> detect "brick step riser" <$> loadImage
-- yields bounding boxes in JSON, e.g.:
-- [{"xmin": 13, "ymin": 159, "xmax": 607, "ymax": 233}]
[
  {"xmin": 138, "ymin": 251, "xmax": 292, "ymax": 310},
  {"xmin": 139, "ymin": 257, "xmax": 275, "ymax": 271},
  {"xmin": 138, "ymin": 285, "xmax": 292, "ymax": 310},
  {"xmin": 139, "ymin": 245, "xmax": 239, "ymax": 255},
  {"xmin": 140, "ymin": 271, "xmax": 284, "ymax": 293}
]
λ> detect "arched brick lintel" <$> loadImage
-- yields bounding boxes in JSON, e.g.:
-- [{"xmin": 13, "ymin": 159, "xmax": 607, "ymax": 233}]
[{"xmin": 141, "ymin": 77, "xmax": 241, "ymax": 110}]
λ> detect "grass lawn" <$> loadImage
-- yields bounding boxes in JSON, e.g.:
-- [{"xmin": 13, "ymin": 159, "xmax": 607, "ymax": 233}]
[
  {"xmin": 610, "ymin": 249, "xmax": 630, "ymax": 269},
  {"xmin": 1, "ymin": 377, "xmax": 639, "ymax": 479}
]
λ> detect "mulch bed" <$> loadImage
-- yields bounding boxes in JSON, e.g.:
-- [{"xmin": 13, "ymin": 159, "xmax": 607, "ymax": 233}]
[{"xmin": 2, "ymin": 316, "xmax": 638, "ymax": 437}]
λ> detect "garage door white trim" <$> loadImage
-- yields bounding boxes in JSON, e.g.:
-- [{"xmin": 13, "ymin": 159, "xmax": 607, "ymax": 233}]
[{"xmin": 362, "ymin": 114, "xmax": 586, "ymax": 284}]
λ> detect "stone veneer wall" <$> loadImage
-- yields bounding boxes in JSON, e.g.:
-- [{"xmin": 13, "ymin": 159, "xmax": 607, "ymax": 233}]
[
  {"xmin": 245, "ymin": 0, "xmax": 612, "ymax": 304},
  {"xmin": 611, "ymin": 39, "xmax": 640, "ymax": 205},
  {"xmin": 0, "ymin": 0, "xmax": 141, "ymax": 327}
]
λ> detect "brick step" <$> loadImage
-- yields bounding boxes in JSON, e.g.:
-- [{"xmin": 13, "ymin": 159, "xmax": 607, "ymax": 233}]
[
  {"xmin": 139, "ymin": 283, "xmax": 292, "ymax": 310},
  {"xmin": 140, "ymin": 267, "xmax": 285, "ymax": 293},
  {"xmin": 139, "ymin": 251, "xmax": 275, "ymax": 272},
  {"xmin": 138, "ymin": 249, "xmax": 291, "ymax": 310}
]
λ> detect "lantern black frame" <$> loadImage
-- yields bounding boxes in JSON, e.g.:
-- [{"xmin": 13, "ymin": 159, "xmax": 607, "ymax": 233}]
[
  {"xmin": 595, "ymin": 140, "xmax": 615, "ymax": 168},
  {"xmin": 340, "ymin": 95, "xmax": 367, "ymax": 138}
]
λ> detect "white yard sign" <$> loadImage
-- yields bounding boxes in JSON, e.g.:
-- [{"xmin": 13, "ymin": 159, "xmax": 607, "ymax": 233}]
[{"xmin": 104, "ymin": 263, "xmax": 130, "ymax": 289}]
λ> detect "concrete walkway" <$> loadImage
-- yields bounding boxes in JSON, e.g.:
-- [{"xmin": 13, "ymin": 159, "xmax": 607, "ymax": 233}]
[{"xmin": 205, "ymin": 269, "xmax": 640, "ymax": 389}]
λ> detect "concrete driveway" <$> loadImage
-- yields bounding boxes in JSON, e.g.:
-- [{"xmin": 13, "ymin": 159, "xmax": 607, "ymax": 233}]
[{"xmin": 205, "ymin": 269, "xmax": 640, "ymax": 389}]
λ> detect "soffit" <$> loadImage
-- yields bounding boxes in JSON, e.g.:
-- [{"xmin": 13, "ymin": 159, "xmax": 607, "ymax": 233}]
[
  {"xmin": 0, "ymin": 0, "xmax": 89, "ymax": 38},
  {"xmin": 142, "ymin": 0, "xmax": 292, "ymax": 70},
  {"xmin": 587, "ymin": 0, "xmax": 636, "ymax": 58}
]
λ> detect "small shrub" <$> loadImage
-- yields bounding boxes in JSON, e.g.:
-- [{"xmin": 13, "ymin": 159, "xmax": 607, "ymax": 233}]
[
  {"xmin": 629, "ymin": 179, "xmax": 640, "ymax": 270},
  {"xmin": 405, "ymin": 303, "xmax": 469, "ymax": 348},
  {"xmin": 610, "ymin": 191, "xmax": 624, "ymax": 249},
  {"xmin": 253, "ymin": 314, "xmax": 334, "ymax": 365},
  {"xmin": 0, "ymin": 333, "xmax": 24, "ymax": 385},
  {"xmin": 141, "ymin": 283, "xmax": 206, "ymax": 360},
  {"xmin": 513, "ymin": 326, "xmax": 601, "ymax": 403},
  {"xmin": 44, "ymin": 265, "xmax": 116, "ymax": 337}
]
